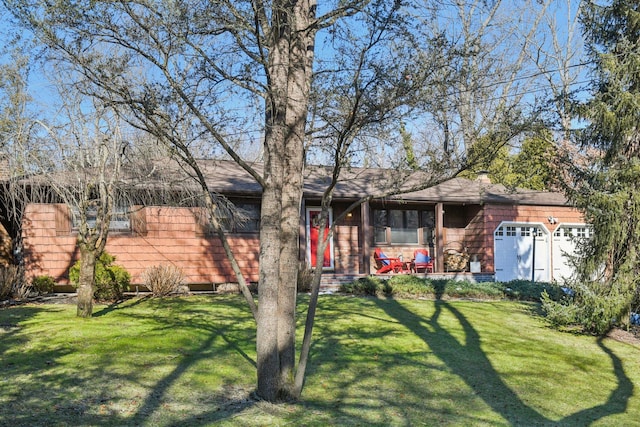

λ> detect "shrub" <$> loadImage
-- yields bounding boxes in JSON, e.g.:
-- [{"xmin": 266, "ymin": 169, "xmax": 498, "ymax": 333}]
[
  {"xmin": 340, "ymin": 277, "xmax": 552, "ymax": 301},
  {"xmin": 142, "ymin": 264, "xmax": 186, "ymax": 297},
  {"xmin": 541, "ymin": 283, "xmax": 632, "ymax": 335},
  {"xmin": 69, "ymin": 252, "xmax": 131, "ymax": 301},
  {"xmin": 12, "ymin": 279, "xmax": 31, "ymax": 300},
  {"xmin": 297, "ymin": 264, "xmax": 313, "ymax": 293},
  {"xmin": 445, "ymin": 280, "xmax": 503, "ymax": 299},
  {"xmin": 31, "ymin": 275, "xmax": 56, "ymax": 295},
  {"xmin": 502, "ymin": 280, "xmax": 564, "ymax": 302},
  {"xmin": 341, "ymin": 276, "xmax": 385, "ymax": 296},
  {"xmin": 541, "ymin": 290, "xmax": 580, "ymax": 328},
  {"xmin": 386, "ymin": 275, "xmax": 433, "ymax": 298},
  {"xmin": 0, "ymin": 265, "xmax": 26, "ymax": 301}
]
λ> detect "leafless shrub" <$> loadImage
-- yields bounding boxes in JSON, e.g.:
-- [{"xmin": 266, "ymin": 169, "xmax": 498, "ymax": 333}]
[
  {"xmin": 297, "ymin": 263, "xmax": 313, "ymax": 293},
  {"xmin": 142, "ymin": 264, "xmax": 186, "ymax": 297},
  {"xmin": 12, "ymin": 279, "xmax": 31, "ymax": 300},
  {"xmin": 0, "ymin": 265, "xmax": 27, "ymax": 301},
  {"xmin": 217, "ymin": 283, "xmax": 240, "ymax": 294}
]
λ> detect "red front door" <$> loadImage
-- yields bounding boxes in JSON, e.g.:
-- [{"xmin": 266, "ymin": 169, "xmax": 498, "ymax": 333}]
[{"xmin": 307, "ymin": 208, "xmax": 333, "ymax": 269}]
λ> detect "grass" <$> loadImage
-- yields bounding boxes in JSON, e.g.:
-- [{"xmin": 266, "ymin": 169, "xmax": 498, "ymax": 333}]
[{"xmin": 1, "ymin": 294, "xmax": 639, "ymax": 426}]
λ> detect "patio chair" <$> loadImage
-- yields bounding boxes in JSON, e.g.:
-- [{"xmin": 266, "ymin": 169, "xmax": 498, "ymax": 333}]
[
  {"xmin": 413, "ymin": 249, "xmax": 434, "ymax": 273},
  {"xmin": 374, "ymin": 248, "xmax": 405, "ymax": 274}
]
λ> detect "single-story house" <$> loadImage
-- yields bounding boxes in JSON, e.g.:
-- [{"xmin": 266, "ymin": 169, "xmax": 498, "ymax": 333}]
[{"xmin": 2, "ymin": 160, "xmax": 586, "ymax": 290}]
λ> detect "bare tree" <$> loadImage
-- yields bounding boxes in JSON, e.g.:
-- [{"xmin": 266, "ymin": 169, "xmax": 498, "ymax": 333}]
[
  {"xmin": 529, "ymin": 0, "xmax": 586, "ymax": 136},
  {"xmin": 3, "ymin": 0, "xmax": 556, "ymax": 401},
  {"xmin": 404, "ymin": 0, "xmax": 555, "ymax": 160},
  {"xmin": 21, "ymin": 88, "xmax": 130, "ymax": 317}
]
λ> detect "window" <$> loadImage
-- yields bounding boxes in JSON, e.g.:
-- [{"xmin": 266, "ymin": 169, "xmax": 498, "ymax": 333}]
[
  {"xmin": 200, "ymin": 202, "xmax": 261, "ymax": 234},
  {"xmin": 231, "ymin": 203, "xmax": 260, "ymax": 233},
  {"xmin": 373, "ymin": 208, "xmax": 434, "ymax": 245},
  {"xmin": 72, "ymin": 205, "xmax": 130, "ymax": 232},
  {"xmin": 373, "ymin": 210, "xmax": 388, "ymax": 243}
]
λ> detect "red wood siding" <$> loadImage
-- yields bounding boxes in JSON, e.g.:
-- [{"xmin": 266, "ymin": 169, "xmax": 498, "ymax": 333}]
[
  {"xmin": 320, "ymin": 203, "xmax": 361, "ymax": 274},
  {"xmin": 22, "ymin": 204, "xmax": 259, "ymax": 285},
  {"xmin": 21, "ymin": 201, "xmax": 585, "ymax": 283}
]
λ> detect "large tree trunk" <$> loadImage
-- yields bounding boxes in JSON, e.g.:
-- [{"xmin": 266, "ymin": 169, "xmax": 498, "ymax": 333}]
[
  {"xmin": 256, "ymin": 4, "xmax": 288, "ymax": 397},
  {"xmin": 76, "ymin": 246, "xmax": 97, "ymax": 318},
  {"xmin": 256, "ymin": 0, "xmax": 316, "ymax": 401},
  {"xmin": 257, "ymin": 178, "xmax": 286, "ymax": 400},
  {"xmin": 277, "ymin": 0, "xmax": 316, "ymax": 392}
]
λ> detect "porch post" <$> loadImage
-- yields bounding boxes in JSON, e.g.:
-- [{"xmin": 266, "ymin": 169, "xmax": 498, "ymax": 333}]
[
  {"xmin": 361, "ymin": 201, "xmax": 370, "ymax": 274},
  {"xmin": 435, "ymin": 203, "xmax": 444, "ymax": 272}
]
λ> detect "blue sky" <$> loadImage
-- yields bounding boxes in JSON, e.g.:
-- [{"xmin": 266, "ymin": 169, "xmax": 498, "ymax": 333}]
[{"xmin": 1, "ymin": 0, "xmax": 592, "ymax": 159}]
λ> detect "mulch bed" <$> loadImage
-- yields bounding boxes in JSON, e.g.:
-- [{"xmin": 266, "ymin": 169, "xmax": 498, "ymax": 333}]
[{"xmin": 607, "ymin": 326, "xmax": 640, "ymax": 346}]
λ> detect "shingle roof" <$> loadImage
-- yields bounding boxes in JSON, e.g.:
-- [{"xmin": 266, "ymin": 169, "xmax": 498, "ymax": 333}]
[
  {"xmin": 397, "ymin": 177, "xmax": 569, "ymax": 206},
  {"xmin": 196, "ymin": 160, "xmax": 570, "ymax": 206},
  {"xmin": 9, "ymin": 158, "xmax": 570, "ymax": 207}
]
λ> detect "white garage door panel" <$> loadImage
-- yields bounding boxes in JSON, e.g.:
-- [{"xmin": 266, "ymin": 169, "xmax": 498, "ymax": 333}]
[
  {"xmin": 533, "ymin": 233, "xmax": 550, "ymax": 282},
  {"xmin": 495, "ymin": 246, "xmax": 518, "ymax": 282},
  {"xmin": 494, "ymin": 227, "xmax": 517, "ymax": 282},
  {"xmin": 494, "ymin": 223, "xmax": 550, "ymax": 282},
  {"xmin": 552, "ymin": 225, "xmax": 590, "ymax": 283}
]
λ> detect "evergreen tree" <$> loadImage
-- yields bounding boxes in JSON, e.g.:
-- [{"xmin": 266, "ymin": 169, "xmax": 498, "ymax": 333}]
[
  {"xmin": 509, "ymin": 133, "xmax": 555, "ymax": 191},
  {"xmin": 460, "ymin": 131, "xmax": 555, "ymax": 191},
  {"xmin": 544, "ymin": 0, "xmax": 640, "ymax": 334}
]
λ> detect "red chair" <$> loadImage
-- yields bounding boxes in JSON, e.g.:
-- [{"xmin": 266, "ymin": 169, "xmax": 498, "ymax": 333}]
[
  {"xmin": 413, "ymin": 249, "xmax": 434, "ymax": 273},
  {"xmin": 374, "ymin": 248, "xmax": 405, "ymax": 274}
]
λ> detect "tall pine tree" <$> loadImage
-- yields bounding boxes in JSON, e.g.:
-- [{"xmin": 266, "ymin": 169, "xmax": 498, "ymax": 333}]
[{"xmin": 545, "ymin": 0, "xmax": 640, "ymax": 334}]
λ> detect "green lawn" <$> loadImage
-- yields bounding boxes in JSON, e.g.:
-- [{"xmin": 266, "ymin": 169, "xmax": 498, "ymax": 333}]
[{"xmin": 1, "ymin": 295, "xmax": 638, "ymax": 426}]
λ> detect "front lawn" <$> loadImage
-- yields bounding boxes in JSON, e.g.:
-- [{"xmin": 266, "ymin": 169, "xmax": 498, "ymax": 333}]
[{"xmin": 1, "ymin": 295, "xmax": 638, "ymax": 426}]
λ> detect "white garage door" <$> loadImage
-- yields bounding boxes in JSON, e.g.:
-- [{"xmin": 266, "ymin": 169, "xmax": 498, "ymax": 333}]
[
  {"xmin": 552, "ymin": 224, "xmax": 591, "ymax": 283},
  {"xmin": 494, "ymin": 223, "xmax": 550, "ymax": 282}
]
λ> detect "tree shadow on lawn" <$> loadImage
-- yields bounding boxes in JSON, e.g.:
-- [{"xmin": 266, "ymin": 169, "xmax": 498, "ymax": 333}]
[
  {"xmin": 373, "ymin": 298, "xmax": 634, "ymax": 426},
  {"xmin": 0, "ymin": 306, "xmax": 95, "ymax": 426},
  {"xmin": 92, "ymin": 294, "xmax": 152, "ymax": 317},
  {"xmin": 1, "ymin": 298, "xmax": 260, "ymax": 426},
  {"xmin": 115, "ymin": 298, "xmax": 260, "ymax": 426},
  {"xmin": 0, "ymin": 306, "xmax": 45, "ymax": 357}
]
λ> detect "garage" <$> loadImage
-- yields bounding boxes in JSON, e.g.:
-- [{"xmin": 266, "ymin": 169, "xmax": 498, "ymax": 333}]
[
  {"xmin": 552, "ymin": 224, "xmax": 591, "ymax": 283},
  {"xmin": 494, "ymin": 222, "xmax": 551, "ymax": 282}
]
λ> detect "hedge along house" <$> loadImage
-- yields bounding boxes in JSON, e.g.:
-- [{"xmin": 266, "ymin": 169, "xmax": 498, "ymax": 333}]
[{"xmin": 4, "ymin": 160, "xmax": 587, "ymax": 291}]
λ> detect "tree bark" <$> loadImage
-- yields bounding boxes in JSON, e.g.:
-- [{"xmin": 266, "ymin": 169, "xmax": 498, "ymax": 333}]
[
  {"xmin": 76, "ymin": 246, "xmax": 97, "ymax": 318},
  {"xmin": 256, "ymin": 1, "xmax": 289, "ymax": 397},
  {"xmin": 256, "ymin": 0, "xmax": 316, "ymax": 400},
  {"xmin": 276, "ymin": 0, "xmax": 316, "ymax": 393},
  {"xmin": 257, "ymin": 181, "xmax": 284, "ymax": 400}
]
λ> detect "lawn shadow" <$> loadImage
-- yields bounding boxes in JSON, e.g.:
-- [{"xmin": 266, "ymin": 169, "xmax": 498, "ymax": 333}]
[
  {"xmin": 0, "ymin": 305, "xmax": 109, "ymax": 426},
  {"xmin": 373, "ymin": 297, "xmax": 633, "ymax": 426},
  {"xmin": 92, "ymin": 294, "xmax": 151, "ymax": 317},
  {"xmin": 1, "ymin": 297, "xmax": 260, "ymax": 426},
  {"xmin": 105, "ymin": 297, "xmax": 257, "ymax": 426},
  {"xmin": 128, "ymin": 321, "xmax": 258, "ymax": 426}
]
